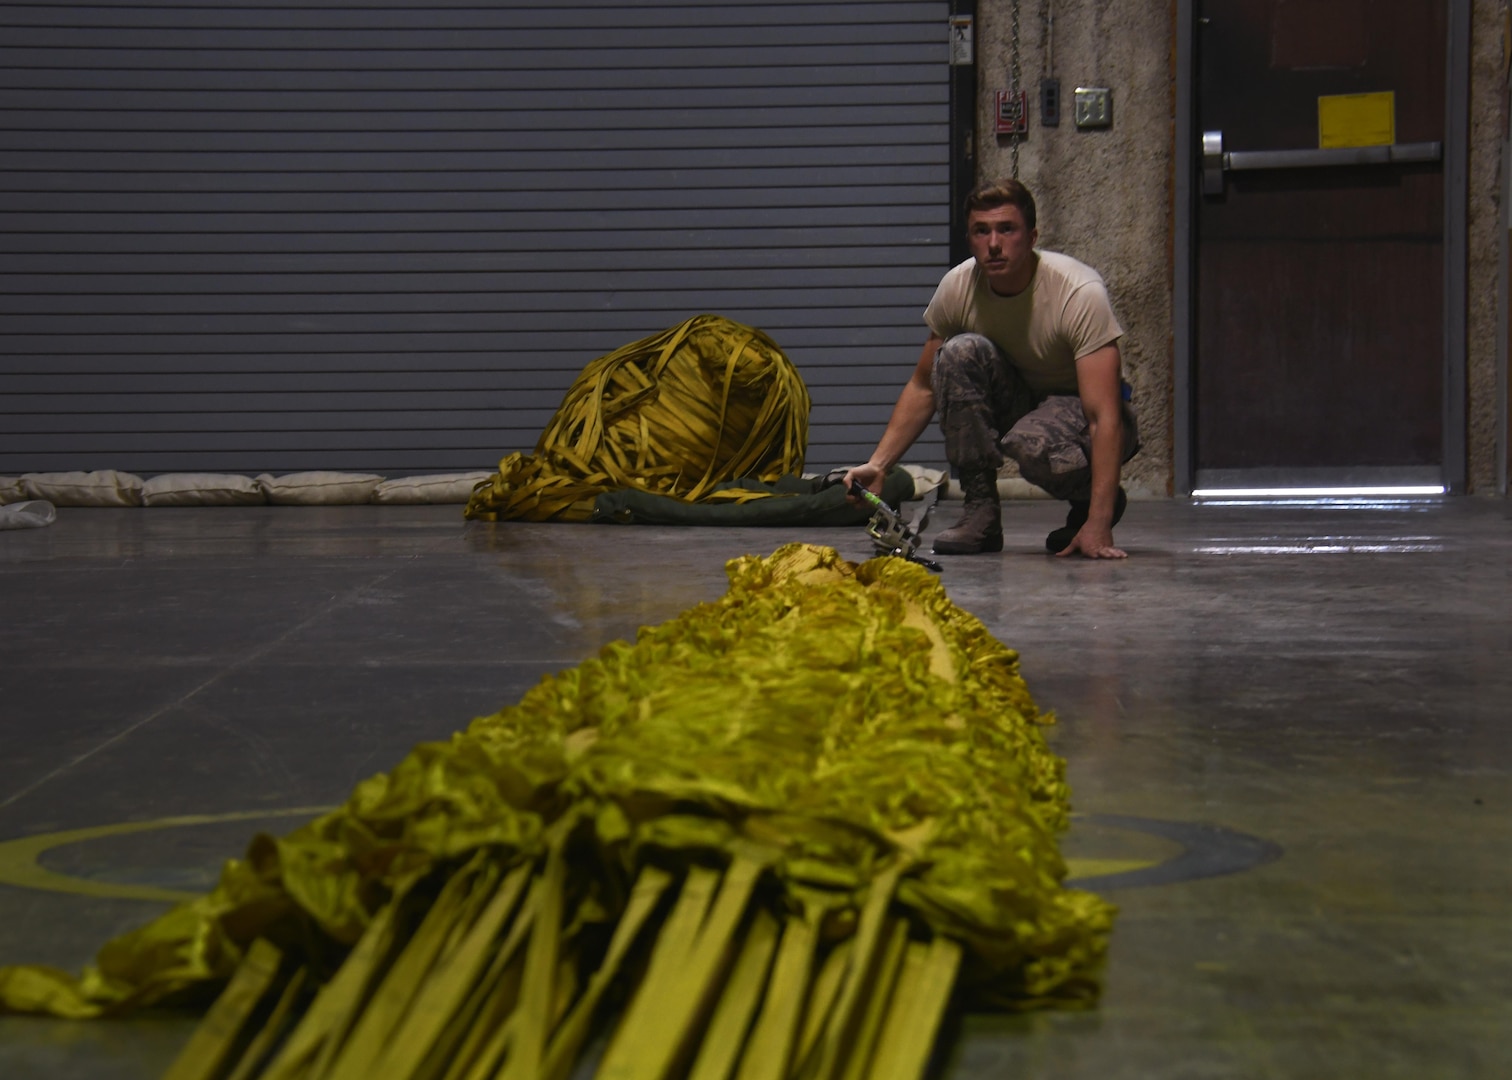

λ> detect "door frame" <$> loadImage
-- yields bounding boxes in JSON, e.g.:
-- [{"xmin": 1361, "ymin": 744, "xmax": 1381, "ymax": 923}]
[
  {"xmin": 1174, "ymin": 0, "xmax": 1471, "ymax": 495},
  {"xmin": 1501, "ymin": 97, "xmax": 1511, "ymax": 495}
]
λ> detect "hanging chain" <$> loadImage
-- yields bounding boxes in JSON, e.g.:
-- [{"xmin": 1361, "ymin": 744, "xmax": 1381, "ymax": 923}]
[{"xmin": 1010, "ymin": 0, "xmax": 1022, "ymax": 177}]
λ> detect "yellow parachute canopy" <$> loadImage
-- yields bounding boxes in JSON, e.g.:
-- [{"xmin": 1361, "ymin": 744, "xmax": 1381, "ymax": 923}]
[{"xmin": 0, "ymin": 545, "xmax": 1114, "ymax": 1080}]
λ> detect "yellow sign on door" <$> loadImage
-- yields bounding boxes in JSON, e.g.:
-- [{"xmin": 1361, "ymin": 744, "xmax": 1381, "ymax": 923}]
[{"xmin": 1318, "ymin": 91, "xmax": 1396, "ymax": 148}]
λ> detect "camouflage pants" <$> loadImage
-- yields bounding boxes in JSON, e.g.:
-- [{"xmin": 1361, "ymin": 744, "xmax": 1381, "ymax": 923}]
[{"xmin": 929, "ymin": 333, "xmax": 1141, "ymax": 502}]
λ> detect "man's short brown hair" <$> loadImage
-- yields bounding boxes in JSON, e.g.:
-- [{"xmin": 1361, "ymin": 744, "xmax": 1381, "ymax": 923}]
[{"xmin": 964, "ymin": 178, "xmax": 1037, "ymax": 231}]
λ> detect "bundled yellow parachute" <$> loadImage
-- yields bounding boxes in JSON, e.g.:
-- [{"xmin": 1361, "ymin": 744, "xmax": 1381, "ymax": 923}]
[
  {"xmin": 0, "ymin": 544, "xmax": 1114, "ymax": 1080},
  {"xmin": 466, "ymin": 314, "xmax": 810, "ymax": 522}
]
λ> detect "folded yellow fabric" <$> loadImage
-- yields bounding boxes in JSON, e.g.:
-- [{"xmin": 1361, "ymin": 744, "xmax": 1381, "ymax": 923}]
[
  {"xmin": 466, "ymin": 314, "xmax": 810, "ymax": 522},
  {"xmin": 0, "ymin": 544, "xmax": 1113, "ymax": 1080}
]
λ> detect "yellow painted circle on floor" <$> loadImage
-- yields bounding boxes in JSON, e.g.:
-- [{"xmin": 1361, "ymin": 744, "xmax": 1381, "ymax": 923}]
[
  {"xmin": 0, "ymin": 808, "xmax": 329, "ymax": 903},
  {"xmin": 0, "ymin": 810, "xmax": 1163, "ymax": 903}
]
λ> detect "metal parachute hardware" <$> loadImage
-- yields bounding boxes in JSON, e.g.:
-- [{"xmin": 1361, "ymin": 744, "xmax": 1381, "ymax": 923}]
[{"xmin": 848, "ymin": 478, "xmax": 944, "ymax": 572}]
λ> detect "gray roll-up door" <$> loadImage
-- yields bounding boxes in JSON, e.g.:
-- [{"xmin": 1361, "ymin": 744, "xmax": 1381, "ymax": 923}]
[{"xmin": 0, "ymin": 1, "xmax": 949, "ymax": 478}]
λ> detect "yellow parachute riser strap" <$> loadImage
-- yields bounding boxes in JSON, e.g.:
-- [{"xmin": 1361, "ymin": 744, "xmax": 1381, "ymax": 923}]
[
  {"xmin": 541, "ymin": 319, "xmax": 688, "ymax": 469},
  {"xmin": 707, "ymin": 341, "xmax": 786, "ymax": 499},
  {"xmin": 466, "ymin": 314, "xmax": 811, "ymax": 522},
  {"xmin": 683, "ymin": 329, "xmax": 752, "ymax": 503}
]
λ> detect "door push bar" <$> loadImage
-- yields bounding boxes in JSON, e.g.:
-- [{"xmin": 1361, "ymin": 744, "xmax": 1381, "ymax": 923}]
[{"xmin": 1201, "ymin": 130, "xmax": 1443, "ymax": 195}]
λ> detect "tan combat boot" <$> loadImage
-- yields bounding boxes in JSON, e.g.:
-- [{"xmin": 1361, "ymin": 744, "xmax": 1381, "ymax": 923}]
[{"xmin": 931, "ymin": 469, "xmax": 1003, "ymax": 554}]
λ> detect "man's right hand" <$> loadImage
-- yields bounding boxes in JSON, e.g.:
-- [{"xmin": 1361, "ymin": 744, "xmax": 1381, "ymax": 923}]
[{"xmin": 841, "ymin": 462, "xmax": 886, "ymax": 501}]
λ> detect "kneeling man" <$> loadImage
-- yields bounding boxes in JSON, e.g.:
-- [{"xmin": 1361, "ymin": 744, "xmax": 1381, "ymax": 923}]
[{"xmin": 845, "ymin": 179, "xmax": 1140, "ymax": 559}]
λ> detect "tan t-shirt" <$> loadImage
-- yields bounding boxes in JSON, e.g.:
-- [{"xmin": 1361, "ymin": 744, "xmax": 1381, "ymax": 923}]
[{"xmin": 922, "ymin": 250, "xmax": 1123, "ymax": 395}]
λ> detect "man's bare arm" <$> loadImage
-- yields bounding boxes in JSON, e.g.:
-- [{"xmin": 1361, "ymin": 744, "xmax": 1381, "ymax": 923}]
[
  {"xmin": 843, "ymin": 335, "xmax": 942, "ymax": 494},
  {"xmin": 1058, "ymin": 343, "xmax": 1126, "ymax": 559}
]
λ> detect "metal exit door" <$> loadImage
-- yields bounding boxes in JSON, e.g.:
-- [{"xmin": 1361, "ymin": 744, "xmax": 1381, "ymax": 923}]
[{"xmin": 1181, "ymin": 0, "xmax": 1469, "ymax": 493}]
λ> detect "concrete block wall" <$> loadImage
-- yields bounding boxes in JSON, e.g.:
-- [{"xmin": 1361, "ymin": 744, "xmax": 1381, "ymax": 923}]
[
  {"xmin": 975, "ymin": 0, "xmax": 1174, "ymax": 496},
  {"xmin": 974, "ymin": 0, "xmax": 1507, "ymax": 495}
]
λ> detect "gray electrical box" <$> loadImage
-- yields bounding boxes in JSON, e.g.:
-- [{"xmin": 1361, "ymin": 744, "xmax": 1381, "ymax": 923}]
[{"xmin": 1074, "ymin": 87, "xmax": 1113, "ymax": 129}]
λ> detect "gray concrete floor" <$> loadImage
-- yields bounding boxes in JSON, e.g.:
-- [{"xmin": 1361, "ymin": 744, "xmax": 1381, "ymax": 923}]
[{"xmin": 0, "ymin": 497, "xmax": 1509, "ymax": 1079}]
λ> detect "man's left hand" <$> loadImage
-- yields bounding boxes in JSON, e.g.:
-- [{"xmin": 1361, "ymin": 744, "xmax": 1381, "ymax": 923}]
[{"xmin": 1055, "ymin": 523, "xmax": 1127, "ymax": 559}]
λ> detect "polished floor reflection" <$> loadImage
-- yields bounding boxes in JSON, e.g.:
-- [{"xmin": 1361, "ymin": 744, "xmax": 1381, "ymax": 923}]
[{"xmin": 0, "ymin": 498, "xmax": 1508, "ymax": 1079}]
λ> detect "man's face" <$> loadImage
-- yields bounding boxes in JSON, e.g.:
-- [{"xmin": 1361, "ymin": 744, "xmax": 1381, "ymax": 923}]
[{"xmin": 967, "ymin": 204, "xmax": 1038, "ymax": 294}]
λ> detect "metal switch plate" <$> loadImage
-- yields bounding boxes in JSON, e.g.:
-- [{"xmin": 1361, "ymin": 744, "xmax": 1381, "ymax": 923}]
[
  {"xmin": 1074, "ymin": 87, "xmax": 1113, "ymax": 129},
  {"xmin": 1040, "ymin": 78, "xmax": 1061, "ymax": 126}
]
